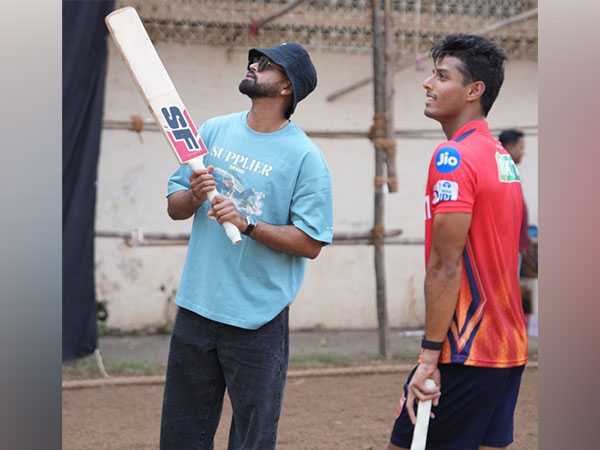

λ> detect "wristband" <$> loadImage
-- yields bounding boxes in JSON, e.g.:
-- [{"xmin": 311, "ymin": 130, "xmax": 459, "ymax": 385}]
[{"xmin": 421, "ymin": 338, "xmax": 443, "ymax": 351}]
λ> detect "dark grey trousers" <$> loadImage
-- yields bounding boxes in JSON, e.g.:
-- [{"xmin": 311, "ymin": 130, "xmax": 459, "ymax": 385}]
[{"xmin": 159, "ymin": 306, "xmax": 289, "ymax": 450}]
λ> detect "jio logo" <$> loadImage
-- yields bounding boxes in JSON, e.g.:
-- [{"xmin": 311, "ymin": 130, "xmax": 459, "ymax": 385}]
[{"xmin": 435, "ymin": 147, "xmax": 461, "ymax": 173}]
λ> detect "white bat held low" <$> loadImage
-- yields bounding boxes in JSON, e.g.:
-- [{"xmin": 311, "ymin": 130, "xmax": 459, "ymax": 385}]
[{"xmin": 410, "ymin": 378, "xmax": 437, "ymax": 450}]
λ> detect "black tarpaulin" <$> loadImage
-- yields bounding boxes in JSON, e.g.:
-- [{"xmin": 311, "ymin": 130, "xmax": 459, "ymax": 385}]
[{"xmin": 62, "ymin": 1, "xmax": 115, "ymax": 361}]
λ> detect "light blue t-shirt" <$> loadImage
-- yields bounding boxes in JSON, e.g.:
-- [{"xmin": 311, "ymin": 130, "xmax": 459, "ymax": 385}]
[{"xmin": 167, "ymin": 111, "xmax": 334, "ymax": 329}]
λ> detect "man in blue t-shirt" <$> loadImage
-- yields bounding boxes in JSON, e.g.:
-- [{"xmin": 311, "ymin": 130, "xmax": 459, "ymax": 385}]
[{"xmin": 159, "ymin": 43, "xmax": 333, "ymax": 450}]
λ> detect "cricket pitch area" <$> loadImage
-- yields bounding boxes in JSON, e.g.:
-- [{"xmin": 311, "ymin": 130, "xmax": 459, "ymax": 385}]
[{"xmin": 63, "ymin": 367, "xmax": 537, "ymax": 449}]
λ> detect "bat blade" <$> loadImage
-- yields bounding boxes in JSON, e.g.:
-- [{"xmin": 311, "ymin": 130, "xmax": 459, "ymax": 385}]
[
  {"xmin": 105, "ymin": 7, "xmax": 241, "ymax": 244},
  {"xmin": 105, "ymin": 7, "xmax": 207, "ymax": 164},
  {"xmin": 410, "ymin": 378, "xmax": 436, "ymax": 450}
]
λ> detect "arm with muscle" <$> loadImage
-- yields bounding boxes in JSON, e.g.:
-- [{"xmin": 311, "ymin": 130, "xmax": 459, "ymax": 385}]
[
  {"xmin": 248, "ymin": 221, "xmax": 322, "ymax": 259},
  {"xmin": 404, "ymin": 212, "xmax": 472, "ymax": 424},
  {"xmin": 424, "ymin": 212, "xmax": 471, "ymax": 342},
  {"xmin": 210, "ymin": 196, "xmax": 323, "ymax": 259},
  {"xmin": 166, "ymin": 165, "xmax": 324, "ymax": 258},
  {"xmin": 167, "ymin": 167, "xmax": 216, "ymax": 220}
]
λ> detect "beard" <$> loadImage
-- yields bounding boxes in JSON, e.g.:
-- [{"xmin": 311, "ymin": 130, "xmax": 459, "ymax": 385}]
[{"xmin": 238, "ymin": 77, "xmax": 280, "ymax": 98}]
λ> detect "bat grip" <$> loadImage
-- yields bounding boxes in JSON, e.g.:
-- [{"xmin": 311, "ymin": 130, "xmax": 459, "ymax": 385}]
[
  {"xmin": 188, "ymin": 157, "xmax": 242, "ymax": 245},
  {"xmin": 205, "ymin": 190, "xmax": 242, "ymax": 244},
  {"xmin": 410, "ymin": 378, "xmax": 436, "ymax": 450}
]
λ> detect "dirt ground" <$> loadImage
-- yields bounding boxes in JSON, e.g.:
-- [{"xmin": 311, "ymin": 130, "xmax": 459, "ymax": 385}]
[{"xmin": 63, "ymin": 368, "xmax": 537, "ymax": 450}]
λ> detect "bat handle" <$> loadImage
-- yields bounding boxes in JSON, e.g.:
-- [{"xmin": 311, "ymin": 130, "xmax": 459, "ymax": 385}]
[
  {"xmin": 222, "ymin": 219, "xmax": 243, "ymax": 245},
  {"xmin": 410, "ymin": 378, "xmax": 437, "ymax": 450},
  {"xmin": 188, "ymin": 158, "xmax": 242, "ymax": 245},
  {"xmin": 204, "ymin": 190, "xmax": 242, "ymax": 244}
]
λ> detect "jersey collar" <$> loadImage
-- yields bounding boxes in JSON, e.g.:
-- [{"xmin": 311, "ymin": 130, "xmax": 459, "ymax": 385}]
[{"xmin": 451, "ymin": 119, "xmax": 489, "ymax": 142}]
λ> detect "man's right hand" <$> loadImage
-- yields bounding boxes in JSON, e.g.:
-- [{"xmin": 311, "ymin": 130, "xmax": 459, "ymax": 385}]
[
  {"xmin": 404, "ymin": 351, "xmax": 441, "ymax": 425},
  {"xmin": 189, "ymin": 165, "xmax": 216, "ymax": 204}
]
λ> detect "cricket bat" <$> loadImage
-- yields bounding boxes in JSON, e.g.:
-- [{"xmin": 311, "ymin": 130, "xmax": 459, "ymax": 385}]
[
  {"xmin": 410, "ymin": 378, "xmax": 436, "ymax": 450},
  {"xmin": 105, "ymin": 7, "xmax": 242, "ymax": 244}
]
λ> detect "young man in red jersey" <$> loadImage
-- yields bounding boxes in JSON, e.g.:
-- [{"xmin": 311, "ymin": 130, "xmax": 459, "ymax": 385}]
[{"xmin": 388, "ymin": 34, "xmax": 527, "ymax": 450}]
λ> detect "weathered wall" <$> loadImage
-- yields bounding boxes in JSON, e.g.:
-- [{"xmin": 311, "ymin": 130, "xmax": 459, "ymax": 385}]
[{"xmin": 97, "ymin": 43, "xmax": 538, "ymax": 331}]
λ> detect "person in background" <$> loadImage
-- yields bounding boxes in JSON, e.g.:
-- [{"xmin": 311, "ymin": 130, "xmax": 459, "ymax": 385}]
[{"xmin": 498, "ymin": 128, "xmax": 532, "ymax": 328}]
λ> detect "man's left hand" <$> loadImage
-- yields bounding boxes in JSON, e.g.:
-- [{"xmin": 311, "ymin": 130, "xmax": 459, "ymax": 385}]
[{"xmin": 208, "ymin": 195, "xmax": 247, "ymax": 232}]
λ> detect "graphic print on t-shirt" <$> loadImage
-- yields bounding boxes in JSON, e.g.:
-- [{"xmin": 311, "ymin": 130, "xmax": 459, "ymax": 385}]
[
  {"xmin": 209, "ymin": 145, "xmax": 271, "ymax": 218},
  {"xmin": 212, "ymin": 167, "xmax": 265, "ymax": 217}
]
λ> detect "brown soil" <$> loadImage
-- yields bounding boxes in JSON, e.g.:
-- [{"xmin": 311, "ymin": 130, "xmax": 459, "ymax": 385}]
[{"xmin": 63, "ymin": 368, "xmax": 537, "ymax": 450}]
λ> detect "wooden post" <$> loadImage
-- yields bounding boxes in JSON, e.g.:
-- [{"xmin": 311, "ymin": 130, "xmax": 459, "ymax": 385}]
[
  {"xmin": 384, "ymin": 0, "xmax": 397, "ymax": 193},
  {"xmin": 371, "ymin": 0, "xmax": 389, "ymax": 359}
]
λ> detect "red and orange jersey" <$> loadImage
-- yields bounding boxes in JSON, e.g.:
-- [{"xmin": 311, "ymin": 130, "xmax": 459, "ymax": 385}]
[{"xmin": 424, "ymin": 119, "xmax": 528, "ymax": 368}]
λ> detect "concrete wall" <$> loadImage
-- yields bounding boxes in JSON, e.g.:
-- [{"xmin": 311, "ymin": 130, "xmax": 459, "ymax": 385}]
[{"xmin": 97, "ymin": 43, "xmax": 538, "ymax": 331}]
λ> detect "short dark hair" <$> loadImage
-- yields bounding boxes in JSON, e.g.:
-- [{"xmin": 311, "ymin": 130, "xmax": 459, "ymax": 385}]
[
  {"xmin": 431, "ymin": 33, "xmax": 506, "ymax": 116},
  {"xmin": 498, "ymin": 129, "xmax": 525, "ymax": 147}
]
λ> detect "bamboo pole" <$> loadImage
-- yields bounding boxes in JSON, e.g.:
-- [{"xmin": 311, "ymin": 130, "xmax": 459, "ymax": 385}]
[
  {"xmin": 383, "ymin": 0, "xmax": 397, "ymax": 193},
  {"xmin": 102, "ymin": 119, "xmax": 539, "ymax": 139},
  {"xmin": 371, "ymin": 0, "xmax": 389, "ymax": 359},
  {"xmin": 95, "ymin": 228, "xmax": 405, "ymax": 247},
  {"xmin": 94, "ymin": 237, "xmax": 421, "ymax": 247},
  {"xmin": 414, "ymin": 0, "xmax": 422, "ymax": 65}
]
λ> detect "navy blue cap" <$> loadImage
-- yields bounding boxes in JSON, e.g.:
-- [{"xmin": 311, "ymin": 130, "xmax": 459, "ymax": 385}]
[{"xmin": 248, "ymin": 42, "xmax": 317, "ymax": 116}]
